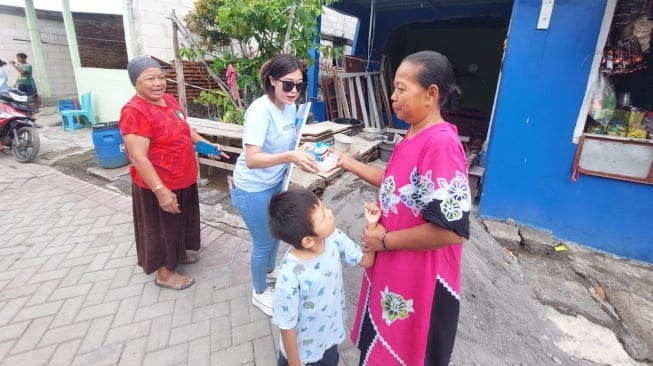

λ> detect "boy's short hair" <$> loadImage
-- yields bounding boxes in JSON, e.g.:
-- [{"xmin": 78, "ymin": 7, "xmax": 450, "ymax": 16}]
[
  {"xmin": 16, "ymin": 53, "xmax": 27, "ymax": 60},
  {"xmin": 268, "ymin": 189, "xmax": 319, "ymax": 248}
]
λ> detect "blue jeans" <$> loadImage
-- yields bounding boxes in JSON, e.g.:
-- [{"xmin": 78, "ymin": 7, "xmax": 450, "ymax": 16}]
[{"xmin": 230, "ymin": 183, "xmax": 282, "ymax": 293}]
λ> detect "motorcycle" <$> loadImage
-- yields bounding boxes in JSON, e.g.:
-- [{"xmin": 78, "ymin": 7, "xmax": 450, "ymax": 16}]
[{"xmin": 0, "ymin": 89, "xmax": 40, "ymax": 163}]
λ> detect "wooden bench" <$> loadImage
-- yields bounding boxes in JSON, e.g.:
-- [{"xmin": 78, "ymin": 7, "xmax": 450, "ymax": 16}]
[{"xmin": 186, "ymin": 118, "xmax": 380, "ymax": 195}]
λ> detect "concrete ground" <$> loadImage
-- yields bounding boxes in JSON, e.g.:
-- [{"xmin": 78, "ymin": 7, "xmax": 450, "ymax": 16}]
[{"xmin": 1, "ymin": 106, "xmax": 650, "ymax": 365}]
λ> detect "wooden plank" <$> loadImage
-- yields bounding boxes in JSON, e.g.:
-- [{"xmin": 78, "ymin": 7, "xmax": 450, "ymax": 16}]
[
  {"xmin": 338, "ymin": 71, "xmax": 381, "ymax": 78},
  {"xmin": 347, "ymin": 78, "xmax": 358, "ymax": 120},
  {"xmin": 355, "ymin": 76, "xmax": 370, "ymax": 127},
  {"xmin": 365, "ymin": 75, "xmax": 380, "ymax": 129},
  {"xmin": 334, "ymin": 77, "xmax": 351, "ymax": 118},
  {"xmin": 301, "ymin": 121, "xmax": 350, "ymax": 136},
  {"xmin": 198, "ymin": 157, "xmax": 235, "ymax": 171},
  {"xmin": 386, "ymin": 128, "xmax": 407, "ymax": 135},
  {"xmin": 187, "ymin": 118, "xmax": 244, "ymax": 140},
  {"xmin": 187, "ymin": 117, "xmax": 243, "ymax": 132},
  {"xmin": 302, "ymin": 123, "xmax": 334, "ymax": 136},
  {"xmin": 378, "ymin": 75, "xmax": 393, "ymax": 128},
  {"xmin": 287, "ymin": 167, "xmax": 327, "ymax": 197}
]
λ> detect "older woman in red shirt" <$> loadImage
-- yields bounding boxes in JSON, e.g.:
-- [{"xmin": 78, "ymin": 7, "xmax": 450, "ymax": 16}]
[{"xmin": 119, "ymin": 56, "xmax": 227, "ymax": 290}]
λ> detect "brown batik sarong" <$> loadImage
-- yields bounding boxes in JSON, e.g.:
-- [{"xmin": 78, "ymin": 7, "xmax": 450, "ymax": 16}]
[{"xmin": 131, "ymin": 183, "xmax": 201, "ymax": 274}]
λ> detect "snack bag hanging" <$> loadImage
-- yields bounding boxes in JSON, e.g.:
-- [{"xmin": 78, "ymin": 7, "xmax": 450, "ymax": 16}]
[{"xmin": 588, "ymin": 72, "xmax": 616, "ymax": 127}]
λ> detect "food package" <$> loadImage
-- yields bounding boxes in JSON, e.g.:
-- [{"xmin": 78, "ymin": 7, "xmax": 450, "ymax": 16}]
[
  {"xmin": 626, "ymin": 108, "xmax": 646, "ymax": 127},
  {"xmin": 585, "ymin": 124, "xmax": 605, "ymax": 134},
  {"xmin": 606, "ymin": 120, "xmax": 628, "ymax": 136},
  {"xmin": 316, "ymin": 153, "xmax": 338, "ymax": 172},
  {"xmin": 626, "ymin": 125, "xmax": 647, "ymax": 139},
  {"xmin": 588, "ymin": 73, "xmax": 616, "ymax": 126}
]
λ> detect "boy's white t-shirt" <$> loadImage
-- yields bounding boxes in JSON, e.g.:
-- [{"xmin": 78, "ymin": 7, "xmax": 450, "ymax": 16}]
[
  {"xmin": 272, "ymin": 229, "xmax": 364, "ymax": 364},
  {"xmin": 233, "ymin": 95, "xmax": 297, "ymax": 192}
]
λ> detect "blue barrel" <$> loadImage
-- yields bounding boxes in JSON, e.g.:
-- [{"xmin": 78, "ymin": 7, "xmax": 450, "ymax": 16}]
[{"xmin": 92, "ymin": 122, "xmax": 129, "ymax": 168}]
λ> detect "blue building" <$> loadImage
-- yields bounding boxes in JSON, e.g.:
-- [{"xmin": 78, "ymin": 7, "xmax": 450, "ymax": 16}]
[{"xmin": 323, "ymin": 0, "xmax": 652, "ymax": 262}]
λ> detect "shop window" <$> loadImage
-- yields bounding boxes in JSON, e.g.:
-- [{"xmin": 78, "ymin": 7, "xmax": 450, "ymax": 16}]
[
  {"xmin": 572, "ymin": 0, "xmax": 653, "ymax": 184},
  {"xmin": 572, "ymin": 133, "xmax": 653, "ymax": 184}
]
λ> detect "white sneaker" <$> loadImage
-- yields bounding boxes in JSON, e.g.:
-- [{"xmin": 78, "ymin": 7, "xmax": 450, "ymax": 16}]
[
  {"xmin": 252, "ymin": 288, "xmax": 274, "ymax": 316},
  {"xmin": 266, "ymin": 267, "xmax": 280, "ymax": 283}
]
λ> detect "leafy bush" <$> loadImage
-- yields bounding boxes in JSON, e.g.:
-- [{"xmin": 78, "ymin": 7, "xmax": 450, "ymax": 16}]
[{"xmin": 184, "ymin": 0, "xmax": 338, "ymax": 123}]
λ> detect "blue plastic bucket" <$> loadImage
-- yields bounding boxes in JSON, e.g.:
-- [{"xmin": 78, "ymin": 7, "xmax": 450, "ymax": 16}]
[{"xmin": 92, "ymin": 122, "xmax": 129, "ymax": 168}]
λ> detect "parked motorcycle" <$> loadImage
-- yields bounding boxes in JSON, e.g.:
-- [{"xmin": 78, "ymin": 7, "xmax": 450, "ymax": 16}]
[{"xmin": 0, "ymin": 90, "xmax": 40, "ymax": 163}]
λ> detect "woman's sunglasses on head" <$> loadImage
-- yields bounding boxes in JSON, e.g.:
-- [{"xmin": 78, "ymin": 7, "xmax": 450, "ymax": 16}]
[{"xmin": 277, "ymin": 79, "xmax": 307, "ymax": 93}]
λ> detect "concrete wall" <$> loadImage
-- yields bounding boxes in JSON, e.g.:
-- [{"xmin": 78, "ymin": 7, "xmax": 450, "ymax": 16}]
[
  {"xmin": 75, "ymin": 68, "xmax": 133, "ymax": 123},
  {"xmin": 129, "ymin": 0, "xmax": 196, "ymax": 61},
  {"xmin": 320, "ymin": 7, "xmax": 359, "ymax": 57},
  {"xmin": 480, "ymin": 0, "xmax": 653, "ymax": 262},
  {"xmin": 0, "ymin": 5, "xmax": 77, "ymax": 99}
]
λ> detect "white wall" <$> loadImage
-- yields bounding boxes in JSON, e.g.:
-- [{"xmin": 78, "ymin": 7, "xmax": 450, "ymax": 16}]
[
  {"xmin": 321, "ymin": 7, "xmax": 358, "ymax": 41},
  {"xmin": 74, "ymin": 68, "xmax": 133, "ymax": 123},
  {"xmin": 0, "ymin": 5, "xmax": 77, "ymax": 99},
  {"xmin": 320, "ymin": 7, "xmax": 359, "ymax": 60},
  {"xmin": 130, "ymin": 0, "xmax": 196, "ymax": 61}
]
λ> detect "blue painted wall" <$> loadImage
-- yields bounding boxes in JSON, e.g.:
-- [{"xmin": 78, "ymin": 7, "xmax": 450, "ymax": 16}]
[{"xmin": 480, "ymin": 0, "xmax": 653, "ymax": 262}]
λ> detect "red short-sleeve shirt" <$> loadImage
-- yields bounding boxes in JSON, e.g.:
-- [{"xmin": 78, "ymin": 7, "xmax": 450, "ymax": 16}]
[{"xmin": 118, "ymin": 94, "xmax": 197, "ymax": 190}]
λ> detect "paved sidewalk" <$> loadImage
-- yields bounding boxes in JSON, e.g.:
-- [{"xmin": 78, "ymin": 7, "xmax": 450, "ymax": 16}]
[{"xmin": 0, "ymin": 158, "xmax": 287, "ymax": 366}]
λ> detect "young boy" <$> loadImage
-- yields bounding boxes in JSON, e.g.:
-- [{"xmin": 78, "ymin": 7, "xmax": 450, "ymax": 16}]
[{"xmin": 268, "ymin": 189, "xmax": 380, "ymax": 366}]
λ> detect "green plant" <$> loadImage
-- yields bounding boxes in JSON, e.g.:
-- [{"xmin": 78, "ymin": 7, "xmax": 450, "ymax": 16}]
[
  {"xmin": 184, "ymin": 0, "xmax": 338, "ymax": 121},
  {"xmin": 195, "ymin": 89, "xmax": 245, "ymax": 124}
]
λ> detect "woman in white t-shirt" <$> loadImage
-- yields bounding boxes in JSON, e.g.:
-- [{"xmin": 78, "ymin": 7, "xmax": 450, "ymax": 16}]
[
  {"xmin": 0, "ymin": 58, "xmax": 9, "ymax": 94},
  {"xmin": 230, "ymin": 54, "xmax": 318, "ymax": 316}
]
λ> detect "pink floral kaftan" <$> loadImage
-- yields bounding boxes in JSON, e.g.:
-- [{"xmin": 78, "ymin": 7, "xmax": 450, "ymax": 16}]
[{"xmin": 351, "ymin": 122, "xmax": 471, "ymax": 366}]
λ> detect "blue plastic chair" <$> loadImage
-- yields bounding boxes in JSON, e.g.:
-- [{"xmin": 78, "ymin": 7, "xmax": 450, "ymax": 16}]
[{"xmin": 60, "ymin": 91, "xmax": 97, "ymax": 130}]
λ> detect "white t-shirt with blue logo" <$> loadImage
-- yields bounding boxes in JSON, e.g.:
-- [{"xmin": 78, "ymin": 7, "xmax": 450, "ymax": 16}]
[
  {"xmin": 272, "ymin": 229, "xmax": 364, "ymax": 364},
  {"xmin": 233, "ymin": 95, "xmax": 297, "ymax": 192}
]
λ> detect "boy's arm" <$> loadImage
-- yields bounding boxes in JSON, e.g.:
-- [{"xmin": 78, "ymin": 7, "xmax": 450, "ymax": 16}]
[
  {"xmin": 10, "ymin": 63, "xmax": 25, "ymax": 75},
  {"xmin": 358, "ymin": 250, "xmax": 375, "ymax": 268},
  {"xmin": 364, "ymin": 203, "xmax": 381, "ymax": 230},
  {"xmin": 280, "ymin": 327, "xmax": 304, "ymax": 366}
]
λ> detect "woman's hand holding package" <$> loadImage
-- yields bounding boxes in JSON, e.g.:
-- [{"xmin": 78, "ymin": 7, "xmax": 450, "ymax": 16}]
[
  {"xmin": 292, "ymin": 150, "xmax": 318, "ymax": 173},
  {"xmin": 328, "ymin": 148, "xmax": 348, "ymax": 168},
  {"xmin": 208, "ymin": 143, "xmax": 230, "ymax": 161}
]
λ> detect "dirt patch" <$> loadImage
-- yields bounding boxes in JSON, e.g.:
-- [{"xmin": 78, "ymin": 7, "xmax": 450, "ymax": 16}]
[{"xmin": 51, "ymin": 150, "xmax": 109, "ymax": 187}]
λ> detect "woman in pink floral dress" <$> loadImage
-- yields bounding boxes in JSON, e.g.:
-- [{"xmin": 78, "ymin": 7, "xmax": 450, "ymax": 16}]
[{"xmin": 333, "ymin": 50, "xmax": 470, "ymax": 366}]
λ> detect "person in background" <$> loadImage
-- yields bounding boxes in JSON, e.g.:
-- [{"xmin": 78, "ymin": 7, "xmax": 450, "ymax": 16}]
[
  {"xmin": 9, "ymin": 53, "xmax": 39, "ymax": 109},
  {"xmin": 268, "ymin": 189, "xmax": 378, "ymax": 366},
  {"xmin": 0, "ymin": 59, "xmax": 9, "ymax": 94},
  {"xmin": 230, "ymin": 53, "xmax": 319, "ymax": 317},
  {"xmin": 330, "ymin": 50, "xmax": 471, "ymax": 366},
  {"xmin": 118, "ymin": 55, "xmax": 228, "ymax": 290}
]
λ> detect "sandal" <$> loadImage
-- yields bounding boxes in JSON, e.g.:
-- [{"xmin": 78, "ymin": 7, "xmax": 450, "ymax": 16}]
[
  {"xmin": 182, "ymin": 251, "xmax": 200, "ymax": 264},
  {"xmin": 154, "ymin": 274, "xmax": 195, "ymax": 290}
]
